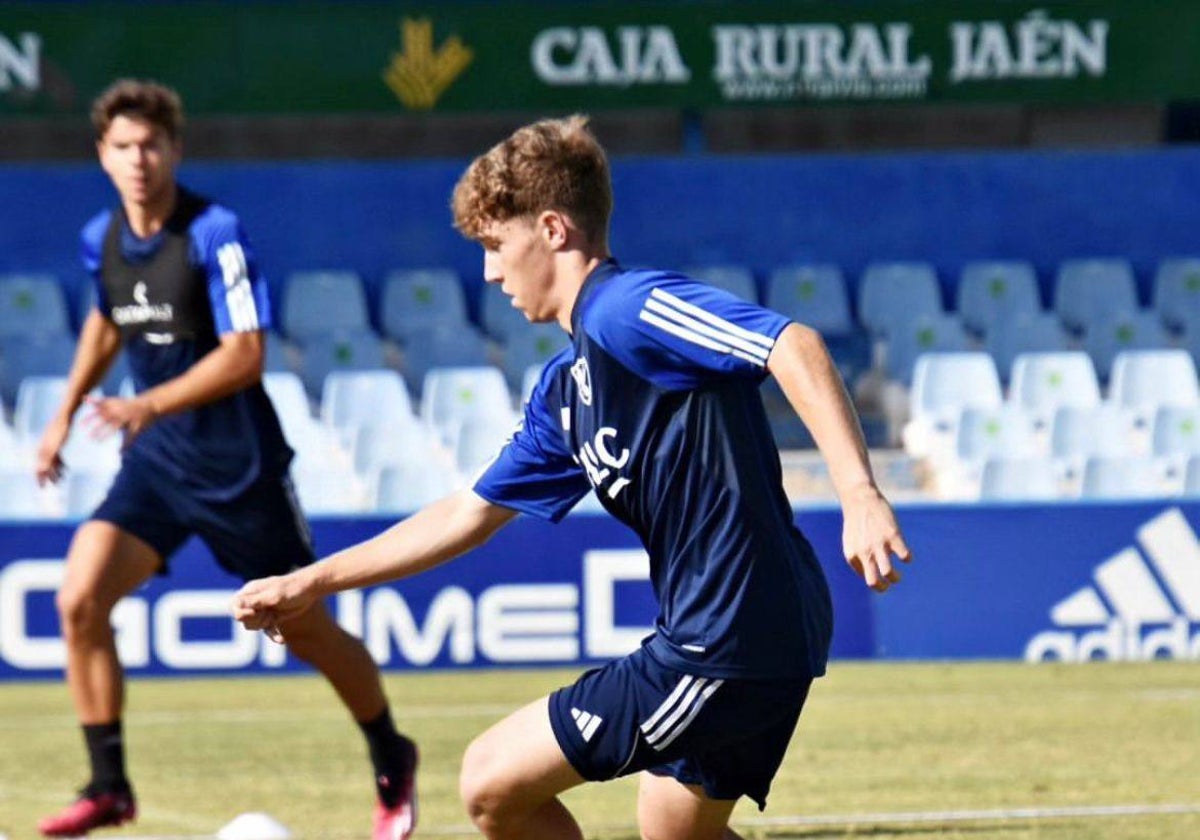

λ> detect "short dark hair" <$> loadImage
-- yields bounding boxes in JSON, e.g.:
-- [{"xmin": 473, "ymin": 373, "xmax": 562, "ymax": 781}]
[{"xmin": 91, "ymin": 79, "xmax": 184, "ymax": 140}]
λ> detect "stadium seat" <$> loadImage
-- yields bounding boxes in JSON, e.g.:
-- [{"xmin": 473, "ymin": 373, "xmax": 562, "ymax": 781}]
[
  {"xmin": 59, "ymin": 424, "xmax": 121, "ymax": 475},
  {"xmin": 1082, "ymin": 310, "xmax": 1170, "ymax": 382},
  {"xmin": 0, "ymin": 470, "xmax": 63, "ymax": 519},
  {"xmin": 380, "ymin": 268, "xmax": 470, "ymax": 343},
  {"xmin": 956, "ymin": 260, "xmax": 1041, "ymax": 338},
  {"xmin": 903, "ymin": 351, "xmax": 1003, "ymax": 459},
  {"xmin": 63, "ymin": 470, "xmax": 117, "ymax": 518},
  {"xmin": 1008, "ymin": 351, "xmax": 1102, "ymax": 429},
  {"xmin": 1152, "ymin": 257, "xmax": 1200, "ymax": 335},
  {"xmin": 262, "ymin": 330, "xmax": 295, "ymax": 374},
  {"xmin": 291, "ymin": 465, "xmax": 370, "ymax": 514},
  {"xmin": 766, "ymin": 264, "xmax": 853, "ymax": 335},
  {"xmin": 1184, "ymin": 455, "xmax": 1200, "ymax": 496},
  {"xmin": 0, "ymin": 333, "xmax": 77, "ymax": 407},
  {"xmin": 480, "ymin": 282, "xmax": 530, "ymax": 343},
  {"xmin": 455, "ymin": 414, "xmax": 518, "ymax": 476},
  {"xmin": 978, "ymin": 457, "xmax": 1061, "ymax": 501},
  {"xmin": 1108, "ymin": 349, "xmax": 1200, "ymax": 413},
  {"xmin": 420, "ymin": 366, "xmax": 513, "ymax": 446},
  {"xmin": 1080, "ymin": 455, "xmax": 1165, "ymax": 499},
  {"xmin": 0, "ymin": 419, "xmax": 25, "ymax": 470},
  {"xmin": 1150, "ymin": 404, "xmax": 1200, "ymax": 479},
  {"xmin": 374, "ymin": 461, "xmax": 463, "ymax": 513},
  {"xmin": 280, "ymin": 270, "xmax": 370, "ymax": 341},
  {"xmin": 1050, "ymin": 404, "xmax": 1138, "ymax": 492},
  {"xmin": 12, "ymin": 375, "xmax": 70, "ymax": 443},
  {"xmin": 0, "ymin": 273, "xmax": 70, "ymax": 338},
  {"xmin": 400, "ymin": 324, "xmax": 491, "ymax": 398},
  {"xmin": 262, "ymin": 370, "xmax": 314, "ymax": 426},
  {"xmin": 883, "ymin": 313, "xmax": 969, "ymax": 386},
  {"xmin": 350, "ymin": 423, "xmax": 441, "ymax": 476},
  {"xmin": 320, "ymin": 369, "xmax": 417, "ymax": 433},
  {"xmin": 1053, "ymin": 258, "xmax": 1138, "ymax": 335},
  {"xmin": 295, "ymin": 330, "xmax": 387, "ymax": 400},
  {"xmin": 521, "ymin": 363, "xmax": 545, "ymax": 404},
  {"xmin": 984, "ymin": 311, "xmax": 1071, "ymax": 385},
  {"xmin": 500, "ymin": 323, "xmax": 570, "ymax": 395},
  {"xmin": 858, "ymin": 261, "xmax": 943, "ymax": 338},
  {"xmin": 683, "ymin": 263, "xmax": 758, "ymax": 303},
  {"xmin": 938, "ymin": 405, "xmax": 1039, "ymax": 498}
]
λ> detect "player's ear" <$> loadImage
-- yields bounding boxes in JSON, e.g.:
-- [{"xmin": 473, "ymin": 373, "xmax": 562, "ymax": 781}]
[{"xmin": 538, "ymin": 210, "xmax": 570, "ymax": 250}]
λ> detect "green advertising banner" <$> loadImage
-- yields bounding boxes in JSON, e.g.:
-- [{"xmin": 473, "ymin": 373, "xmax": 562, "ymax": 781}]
[{"xmin": 3, "ymin": 2, "xmax": 1200, "ymax": 116}]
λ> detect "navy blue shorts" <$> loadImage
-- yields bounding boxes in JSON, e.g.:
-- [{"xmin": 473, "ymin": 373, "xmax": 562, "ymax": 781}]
[
  {"xmin": 92, "ymin": 456, "xmax": 315, "ymax": 580},
  {"xmin": 548, "ymin": 645, "xmax": 811, "ymax": 810}
]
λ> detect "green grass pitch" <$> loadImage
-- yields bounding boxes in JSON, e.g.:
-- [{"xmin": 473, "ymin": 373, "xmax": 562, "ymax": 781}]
[{"xmin": 1, "ymin": 661, "xmax": 1197, "ymax": 839}]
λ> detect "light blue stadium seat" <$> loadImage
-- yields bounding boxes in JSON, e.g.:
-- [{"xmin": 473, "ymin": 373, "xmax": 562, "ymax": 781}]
[
  {"xmin": 320, "ymin": 369, "xmax": 418, "ymax": 442},
  {"xmin": 766, "ymin": 264, "xmax": 853, "ymax": 335},
  {"xmin": 400, "ymin": 324, "xmax": 490, "ymax": 398},
  {"xmin": 351, "ymin": 424, "xmax": 437, "ymax": 476},
  {"xmin": 979, "ymin": 457, "xmax": 1060, "ymax": 501},
  {"xmin": 1009, "ymin": 351, "xmax": 1101, "ymax": 428},
  {"xmin": 1184, "ymin": 455, "xmax": 1200, "ymax": 496},
  {"xmin": 291, "ymin": 465, "xmax": 370, "ymax": 514},
  {"xmin": 0, "ymin": 273, "xmax": 70, "ymax": 338},
  {"xmin": 501, "ymin": 323, "xmax": 570, "ymax": 395},
  {"xmin": 858, "ymin": 261, "xmax": 943, "ymax": 338},
  {"xmin": 0, "ymin": 470, "xmax": 62, "ymax": 519},
  {"xmin": 295, "ymin": 330, "xmax": 387, "ymax": 400},
  {"xmin": 522, "ymin": 363, "xmax": 545, "ymax": 403},
  {"xmin": 262, "ymin": 370, "xmax": 314, "ymax": 424},
  {"xmin": 1082, "ymin": 310, "xmax": 1171, "ymax": 382},
  {"xmin": 985, "ymin": 311, "xmax": 1071, "ymax": 384},
  {"xmin": 1050, "ymin": 404, "xmax": 1138, "ymax": 489},
  {"xmin": 955, "ymin": 405, "xmax": 1039, "ymax": 463},
  {"xmin": 884, "ymin": 313, "xmax": 968, "ymax": 385},
  {"xmin": 1080, "ymin": 455, "xmax": 1164, "ymax": 499},
  {"xmin": 956, "ymin": 260, "xmax": 1041, "ymax": 338},
  {"xmin": 1108, "ymin": 349, "xmax": 1200, "ymax": 413},
  {"xmin": 1053, "ymin": 258, "xmax": 1138, "ymax": 335},
  {"xmin": 12, "ymin": 376, "xmax": 69, "ymax": 442},
  {"xmin": 1150, "ymin": 405, "xmax": 1200, "ymax": 482},
  {"xmin": 64, "ymin": 470, "xmax": 116, "ymax": 518},
  {"xmin": 455, "ymin": 414, "xmax": 518, "ymax": 476},
  {"xmin": 480, "ymin": 282, "xmax": 530, "ymax": 344},
  {"xmin": 0, "ymin": 419, "xmax": 24, "ymax": 471},
  {"xmin": 380, "ymin": 268, "xmax": 470, "ymax": 343},
  {"xmin": 683, "ymin": 263, "xmax": 758, "ymax": 303},
  {"xmin": 903, "ymin": 351, "xmax": 1003, "ymax": 459},
  {"xmin": 420, "ymin": 366, "xmax": 514, "ymax": 445},
  {"xmin": 1, "ymin": 333, "xmax": 77, "ymax": 409},
  {"xmin": 263, "ymin": 330, "xmax": 294, "ymax": 373},
  {"xmin": 374, "ymin": 461, "xmax": 462, "ymax": 513},
  {"xmin": 281, "ymin": 270, "xmax": 370, "ymax": 341},
  {"xmin": 1153, "ymin": 257, "xmax": 1200, "ymax": 335}
]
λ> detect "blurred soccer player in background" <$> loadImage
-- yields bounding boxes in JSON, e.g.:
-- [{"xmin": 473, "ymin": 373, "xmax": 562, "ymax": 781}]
[
  {"xmin": 35, "ymin": 79, "xmax": 418, "ymax": 840},
  {"xmin": 234, "ymin": 114, "xmax": 911, "ymax": 840}
]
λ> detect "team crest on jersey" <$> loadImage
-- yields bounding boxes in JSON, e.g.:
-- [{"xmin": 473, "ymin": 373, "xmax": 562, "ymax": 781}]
[{"xmin": 570, "ymin": 357, "xmax": 593, "ymax": 406}]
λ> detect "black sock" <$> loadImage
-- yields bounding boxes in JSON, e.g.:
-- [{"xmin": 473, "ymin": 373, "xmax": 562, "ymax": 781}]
[
  {"xmin": 83, "ymin": 722, "xmax": 130, "ymax": 795},
  {"xmin": 358, "ymin": 709, "xmax": 416, "ymax": 807}
]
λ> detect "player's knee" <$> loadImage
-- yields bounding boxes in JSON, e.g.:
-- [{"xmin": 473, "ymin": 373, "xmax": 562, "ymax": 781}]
[
  {"xmin": 55, "ymin": 585, "xmax": 108, "ymax": 641},
  {"xmin": 459, "ymin": 736, "xmax": 516, "ymax": 831}
]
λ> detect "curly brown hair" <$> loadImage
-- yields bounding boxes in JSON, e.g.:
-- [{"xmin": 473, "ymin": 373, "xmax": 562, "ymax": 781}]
[
  {"xmin": 452, "ymin": 115, "xmax": 612, "ymax": 247},
  {"xmin": 91, "ymin": 78, "xmax": 184, "ymax": 140}
]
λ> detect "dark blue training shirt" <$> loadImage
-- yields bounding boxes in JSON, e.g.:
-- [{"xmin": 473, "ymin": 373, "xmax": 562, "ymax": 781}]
[
  {"xmin": 81, "ymin": 187, "xmax": 291, "ymax": 500},
  {"xmin": 475, "ymin": 261, "xmax": 833, "ymax": 680}
]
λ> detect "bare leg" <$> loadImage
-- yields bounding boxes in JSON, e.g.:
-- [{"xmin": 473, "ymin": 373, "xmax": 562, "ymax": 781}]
[
  {"xmin": 275, "ymin": 600, "xmax": 388, "ymax": 722},
  {"xmin": 460, "ymin": 696, "xmax": 587, "ymax": 840},
  {"xmin": 56, "ymin": 521, "xmax": 161, "ymax": 724},
  {"xmin": 637, "ymin": 771, "xmax": 742, "ymax": 840}
]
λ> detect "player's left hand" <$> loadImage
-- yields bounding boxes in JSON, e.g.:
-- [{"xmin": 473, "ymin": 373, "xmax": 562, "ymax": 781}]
[
  {"xmin": 82, "ymin": 395, "xmax": 159, "ymax": 446},
  {"xmin": 841, "ymin": 484, "xmax": 912, "ymax": 593},
  {"xmin": 232, "ymin": 573, "xmax": 317, "ymax": 642}
]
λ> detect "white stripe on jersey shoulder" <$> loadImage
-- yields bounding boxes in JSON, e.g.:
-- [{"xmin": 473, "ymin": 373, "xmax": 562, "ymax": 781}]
[
  {"xmin": 217, "ymin": 242, "xmax": 260, "ymax": 332},
  {"xmin": 639, "ymin": 286, "xmax": 774, "ymax": 367}
]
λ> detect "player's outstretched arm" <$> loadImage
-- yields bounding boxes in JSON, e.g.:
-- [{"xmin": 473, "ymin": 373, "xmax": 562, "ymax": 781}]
[
  {"xmin": 233, "ymin": 488, "xmax": 517, "ymax": 629},
  {"xmin": 767, "ymin": 322, "xmax": 912, "ymax": 592}
]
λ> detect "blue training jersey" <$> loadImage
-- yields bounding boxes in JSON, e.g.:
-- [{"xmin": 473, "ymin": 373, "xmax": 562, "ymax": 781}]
[
  {"xmin": 475, "ymin": 261, "xmax": 833, "ymax": 680},
  {"xmin": 80, "ymin": 187, "xmax": 291, "ymax": 500}
]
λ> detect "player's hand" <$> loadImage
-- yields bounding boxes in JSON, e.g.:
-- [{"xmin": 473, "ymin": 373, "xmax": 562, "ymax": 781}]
[
  {"xmin": 232, "ymin": 573, "xmax": 317, "ymax": 642},
  {"xmin": 35, "ymin": 413, "xmax": 73, "ymax": 485},
  {"xmin": 82, "ymin": 395, "xmax": 159, "ymax": 446},
  {"xmin": 841, "ymin": 484, "xmax": 912, "ymax": 593}
]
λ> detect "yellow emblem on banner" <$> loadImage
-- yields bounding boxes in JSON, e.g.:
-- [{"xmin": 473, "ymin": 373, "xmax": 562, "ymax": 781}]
[{"xmin": 383, "ymin": 18, "xmax": 473, "ymax": 110}]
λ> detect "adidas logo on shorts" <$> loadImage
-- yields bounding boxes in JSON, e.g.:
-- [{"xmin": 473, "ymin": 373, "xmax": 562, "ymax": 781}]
[
  {"xmin": 1025, "ymin": 507, "xmax": 1200, "ymax": 662},
  {"xmin": 570, "ymin": 707, "xmax": 603, "ymax": 742}
]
